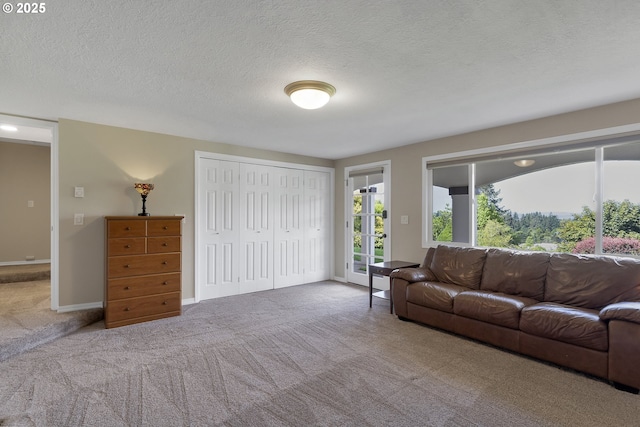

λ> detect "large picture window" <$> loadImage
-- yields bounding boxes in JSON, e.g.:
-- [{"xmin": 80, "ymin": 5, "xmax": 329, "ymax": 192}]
[{"xmin": 425, "ymin": 138, "xmax": 640, "ymax": 257}]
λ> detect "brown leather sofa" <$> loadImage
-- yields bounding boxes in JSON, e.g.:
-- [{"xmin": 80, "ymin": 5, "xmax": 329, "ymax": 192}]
[{"xmin": 390, "ymin": 245, "xmax": 640, "ymax": 392}]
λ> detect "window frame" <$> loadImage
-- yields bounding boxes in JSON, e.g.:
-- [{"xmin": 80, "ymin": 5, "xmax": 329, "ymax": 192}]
[{"xmin": 422, "ymin": 128, "xmax": 640, "ymax": 257}]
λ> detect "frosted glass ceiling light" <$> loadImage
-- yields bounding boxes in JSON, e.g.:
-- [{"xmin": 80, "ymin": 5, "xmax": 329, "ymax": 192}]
[
  {"xmin": 514, "ymin": 159, "xmax": 536, "ymax": 167},
  {"xmin": 284, "ymin": 80, "xmax": 336, "ymax": 110}
]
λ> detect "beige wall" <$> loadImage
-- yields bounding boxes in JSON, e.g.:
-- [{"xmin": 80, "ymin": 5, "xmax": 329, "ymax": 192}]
[
  {"xmin": 58, "ymin": 97, "xmax": 640, "ymax": 306},
  {"xmin": 0, "ymin": 141, "xmax": 50, "ymax": 263},
  {"xmin": 58, "ymin": 119, "xmax": 333, "ymax": 307},
  {"xmin": 333, "ymin": 98, "xmax": 640, "ymax": 278}
]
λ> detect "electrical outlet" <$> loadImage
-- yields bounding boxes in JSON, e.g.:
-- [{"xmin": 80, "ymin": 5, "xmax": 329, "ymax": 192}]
[
  {"xmin": 400, "ymin": 215, "xmax": 409, "ymax": 225},
  {"xmin": 74, "ymin": 187, "xmax": 84, "ymax": 198},
  {"xmin": 74, "ymin": 213, "xmax": 84, "ymax": 225},
  {"xmin": 27, "ymin": 200, "xmax": 34, "ymax": 208}
]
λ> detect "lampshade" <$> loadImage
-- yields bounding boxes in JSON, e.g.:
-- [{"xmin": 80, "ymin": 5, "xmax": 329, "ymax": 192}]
[
  {"xmin": 134, "ymin": 183, "xmax": 154, "ymax": 195},
  {"xmin": 284, "ymin": 80, "xmax": 336, "ymax": 109},
  {"xmin": 514, "ymin": 159, "xmax": 535, "ymax": 167}
]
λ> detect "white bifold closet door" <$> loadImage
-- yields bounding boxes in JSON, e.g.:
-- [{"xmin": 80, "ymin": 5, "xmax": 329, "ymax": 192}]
[
  {"xmin": 273, "ymin": 168, "xmax": 305, "ymax": 288},
  {"xmin": 304, "ymin": 170, "xmax": 331, "ymax": 283},
  {"xmin": 199, "ymin": 159, "xmax": 242, "ymax": 300},
  {"xmin": 198, "ymin": 157, "xmax": 330, "ymax": 300},
  {"xmin": 239, "ymin": 163, "xmax": 274, "ymax": 292}
]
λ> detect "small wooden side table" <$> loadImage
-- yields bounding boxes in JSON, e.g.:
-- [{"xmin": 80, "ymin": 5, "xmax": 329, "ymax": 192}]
[{"xmin": 369, "ymin": 260, "xmax": 420, "ymax": 313}]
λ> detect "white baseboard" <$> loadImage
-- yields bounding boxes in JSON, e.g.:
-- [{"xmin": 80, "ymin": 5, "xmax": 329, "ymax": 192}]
[
  {"xmin": 0, "ymin": 259, "xmax": 51, "ymax": 266},
  {"xmin": 58, "ymin": 298, "xmax": 196, "ymax": 313},
  {"xmin": 333, "ymin": 276, "xmax": 347, "ymax": 283},
  {"xmin": 57, "ymin": 301, "xmax": 103, "ymax": 313}
]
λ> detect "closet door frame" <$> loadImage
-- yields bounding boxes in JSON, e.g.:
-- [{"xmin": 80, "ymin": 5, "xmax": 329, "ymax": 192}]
[{"xmin": 194, "ymin": 151, "xmax": 334, "ymax": 302}]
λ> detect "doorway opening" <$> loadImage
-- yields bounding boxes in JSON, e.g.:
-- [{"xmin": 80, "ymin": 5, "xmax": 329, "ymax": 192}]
[{"xmin": 0, "ymin": 114, "xmax": 58, "ymax": 310}]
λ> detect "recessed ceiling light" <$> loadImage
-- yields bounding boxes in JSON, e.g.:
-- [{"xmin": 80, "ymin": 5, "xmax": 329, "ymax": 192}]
[
  {"xmin": 284, "ymin": 80, "xmax": 336, "ymax": 110},
  {"xmin": 514, "ymin": 159, "xmax": 535, "ymax": 167},
  {"xmin": 0, "ymin": 125, "xmax": 18, "ymax": 132}
]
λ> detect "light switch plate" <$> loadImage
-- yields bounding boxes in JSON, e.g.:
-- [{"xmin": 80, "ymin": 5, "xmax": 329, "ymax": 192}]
[
  {"xmin": 400, "ymin": 215, "xmax": 409, "ymax": 225},
  {"xmin": 27, "ymin": 200, "xmax": 34, "ymax": 208},
  {"xmin": 74, "ymin": 187, "xmax": 84, "ymax": 198},
  {"xmin": 73, "ymin": 213, "xmax": 84, "ymax": 225}
]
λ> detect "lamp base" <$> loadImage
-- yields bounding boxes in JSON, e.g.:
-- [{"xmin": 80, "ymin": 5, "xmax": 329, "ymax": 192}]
[{"xmin": 138, "ymin": 213, "xmax": 150, "ymax": 216}]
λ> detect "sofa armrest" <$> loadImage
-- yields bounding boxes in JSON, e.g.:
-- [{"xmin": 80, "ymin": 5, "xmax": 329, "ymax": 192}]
[
  {"xmin": 390, "ymin": 267, "xmax": 435, "ymax": 283},
  {"xmin": 599, "ymin": 302, "xmax": 640, "ymax": 325}
]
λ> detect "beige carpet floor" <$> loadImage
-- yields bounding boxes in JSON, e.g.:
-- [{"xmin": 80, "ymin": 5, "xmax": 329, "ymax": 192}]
[
  {"xmin": 0, "ymin": 264, "xmax": 50, "ymax": 284},
  {"xmin": 0, "ymin": 278, "xmax": 103, "ymax": 362},
  {"xmin": 0, "ymin": 281, "xmax": 637, "ymax": 426}
]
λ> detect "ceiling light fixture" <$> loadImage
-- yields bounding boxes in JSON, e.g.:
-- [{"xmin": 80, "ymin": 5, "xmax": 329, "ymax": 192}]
[
  {"xmin": 0, "ymin": 125, "xmax": 18, "ymax": 132},
  {"xmin": 284, "ymin": 80, "xmax": 336, "ymax": 110},
  {"xmin": 514, "ymin": 159, "xmax": 536, "ymax": 167}
]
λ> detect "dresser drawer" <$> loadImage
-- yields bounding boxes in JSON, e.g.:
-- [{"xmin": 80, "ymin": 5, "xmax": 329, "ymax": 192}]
[
  {"xmin": 108, "ymin": 253, "xmax": 181, "ymax": 278},
  {"xmin": 147, "ymin": 236, "xmax": 181, "ymax": 253},
  {"xmin": 107, "ymin": 273, "xmax": 181, "ymax": 300},
  {"xmin": 108, "ymin": 237, "xmax": 146, "ymax": 256},
  {"xmin": 147, "ymin": 220, "xmax": 181, "ymax": 236},
  {"xmin": 105, "ymin": 292, "xmax": 181, "ymax": 323},
  {"xmin": 107, "ymin": 220, "xmax": 146, "ymax": 238}
]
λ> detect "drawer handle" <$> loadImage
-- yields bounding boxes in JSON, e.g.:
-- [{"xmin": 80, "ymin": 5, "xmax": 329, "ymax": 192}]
[
  {"xmin": 162, "ymin": 281, "xmax": 169, "ymax": 285},
  {"xmin": 162, "ymin": 261, "xmax": 168, "ymax": 265},
  {"xmin": 163, "ymin": 226, "xmax": 168, "ymax": 230},
  {"xmin": 124, "ymin": 307, "xmax": 130, "ymax": 311},
  {"xmin": 162, "ymin": 242, "xmax": 168, "ymax": 246},
  {"xmin": 162, "ymin": 301, "xmax": 168, "ymax": 305},
  {"xmin": 124, "ymin": 286, "xmax": 130, "ymax": 290},
  {"xmin": 124, "ymin": 264, "xmax": 130, "ymax": 268},
  {"xmin": 125, "ymin": 227, "xmax": 131, "ymax": 231},
  {"xmin": 125, "ymin": 245, "xmax": 131, "ymax": 248}
]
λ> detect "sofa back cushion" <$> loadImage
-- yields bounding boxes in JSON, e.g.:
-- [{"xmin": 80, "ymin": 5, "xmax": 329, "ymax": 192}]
[
  {"xmin": 429, "ymin": 245, "xmax": 487, "ymax": 289},
  {"xmin": 420, "ymin": 247, "xmax": 436, "ymax": 269},
  {"xmin": 545, "ymin": 253, "xmax": 640, "ymax": 310},
  {"xmin": 480, "ymin": 249, "xmax": 549, "ymax": 300}
]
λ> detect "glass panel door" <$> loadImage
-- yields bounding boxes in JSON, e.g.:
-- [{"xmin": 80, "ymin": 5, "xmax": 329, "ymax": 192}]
[{"xmin": 347, "ymin": 168, "xmax": 389, "ymax": 287}]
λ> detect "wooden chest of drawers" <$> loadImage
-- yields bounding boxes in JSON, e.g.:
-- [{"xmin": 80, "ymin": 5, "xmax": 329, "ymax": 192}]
[{"xmin": 104, "ymin": 216, "xmax": 183, "ymax": 328}]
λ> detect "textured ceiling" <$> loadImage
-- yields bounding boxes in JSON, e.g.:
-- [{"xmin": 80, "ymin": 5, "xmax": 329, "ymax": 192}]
[{"xmin": 2, "ymin": 1, "xmax": 640, "ymax": 159}]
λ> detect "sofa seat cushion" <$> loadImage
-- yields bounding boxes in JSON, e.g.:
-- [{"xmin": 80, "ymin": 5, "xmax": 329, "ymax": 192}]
[
  {"xmin": 429, "ymin": 245, "xmax": 487, "ymax": 289},
  {"xmin": 406, "ymin": 282, "xmax": 468, "ymax": 313},
  {"xmin": 520, "ymin": 303, "xmax": 608, "ymax": 351},
  {"xmin": 453, "ymin": 291, "xmax": 538, "ymax": 329}
]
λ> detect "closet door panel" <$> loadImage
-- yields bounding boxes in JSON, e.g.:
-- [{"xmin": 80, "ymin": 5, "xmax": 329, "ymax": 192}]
[
  {"xmin": 274, "ymin": 168, "xmax": 305, "ymax": 288},
  {"xmin": 198, "ymin": 159, "xmax": 240, "ymax": 300},
  {"xmin": 239, "ymin": 164, "xmax": 273, "ymax": 292},
  {"xmin": 304, "ymin": 170, "xmax": 331, "ymax": 282}
]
